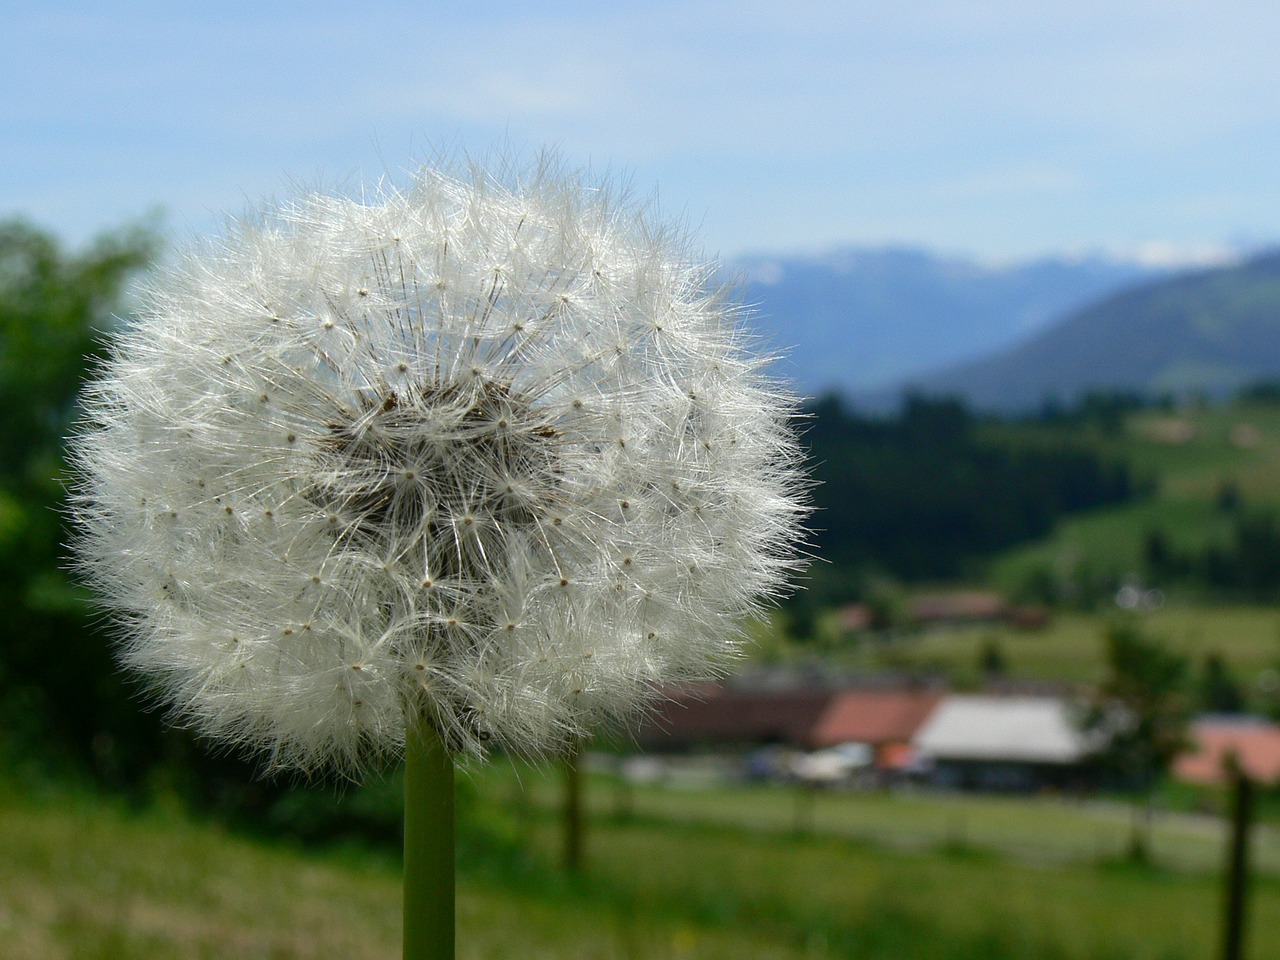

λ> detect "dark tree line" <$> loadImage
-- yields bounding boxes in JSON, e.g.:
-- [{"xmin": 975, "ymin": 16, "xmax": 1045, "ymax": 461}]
[
  {"xmin": 0, "ymin": 218, "xmax": 163, "ymax": 784},
  {"xmin": 1144, "ymin": 513, "xmax": 1280, "ymax": 602},
  {"xmin": 802, "ymin": 394, "xmax": 1141, "ymax": 589}
]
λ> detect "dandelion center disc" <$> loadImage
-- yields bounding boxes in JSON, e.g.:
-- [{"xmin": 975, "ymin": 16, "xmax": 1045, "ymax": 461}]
[
  {"xmin": 312, "ymin": 378, "xmax": 557, "ymax": 551},
  {"xmin": 309, "ymin": 376, "xmax": 563, "ymax": 744}
]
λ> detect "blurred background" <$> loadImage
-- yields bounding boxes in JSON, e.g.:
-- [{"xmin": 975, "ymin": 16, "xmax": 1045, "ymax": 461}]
[{"xmin": 5, "ymin": 2, "xmax": 1280, "ymax": 958}]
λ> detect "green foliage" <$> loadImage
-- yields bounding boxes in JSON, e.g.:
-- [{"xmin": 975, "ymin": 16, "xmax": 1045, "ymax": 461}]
[
  {"xmin": 1146, "ymin": 511, "xmax": 1280, "ymax": 601},
  {"xmin": 0, "ymin": 218, "xmax": 158, "ymax": 777},
  {"xmin": 801, "ymin": 393, "xmax": 1139, "ymax": 590},
  {"xmin": 1086, "ymin": 621, "xmax": 1193, "ymax": 788},
  {"xmin": 978, "ymin": 637, "xmax": 1007, "ymax": 677},
  {"xmin": 1237, "ymin": 378, "xmax": 1280, "ymax": 405},
  {"xmin": 0, "ymin": 219, "xmax": 152, "ymax": 475},
  {"xmin": 1196, "ymin": 652, "xmax": 1245, "ymax": 713},
  {"xmin": 1032, "ymin": 389, "xmax": 1160, "ymax": 434}
]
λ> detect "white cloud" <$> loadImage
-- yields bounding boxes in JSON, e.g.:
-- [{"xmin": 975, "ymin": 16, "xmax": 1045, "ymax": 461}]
[{"xmin": 1124, "ymin": 241, "xmax": 1245, "ymax": 270}]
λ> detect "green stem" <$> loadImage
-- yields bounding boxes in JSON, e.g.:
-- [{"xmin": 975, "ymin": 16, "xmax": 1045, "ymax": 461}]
[{"xmin": 404, "ymin": 715, "xmax": 455, "ymax": 960}]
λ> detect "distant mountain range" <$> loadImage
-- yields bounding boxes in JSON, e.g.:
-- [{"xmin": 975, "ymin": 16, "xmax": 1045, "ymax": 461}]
[
  {"xmin": 902, "ymin": 249, "xmax": 1280, "ymax": 412},
  {"xmin": 734, "ymin": 246, "xmax": 1172, "ymax": 397}
]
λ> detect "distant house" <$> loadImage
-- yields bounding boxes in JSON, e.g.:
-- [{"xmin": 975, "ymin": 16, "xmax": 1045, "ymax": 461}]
[
  {"xmin": 906, "ymin": 590, "xmax": 1006, "ymax": 627},
  {"xmin": 1173, "ymin": 716, "xmax": 1280, "ymax": 786},
  {"xmin": 639, "ymin": 684, "xmax": 942, "ymax": 775},
  {"xmin": 913, "ymin": 694, "xmax": 1098, "ymax": 791},
  {"xmin": 811, "ymin": 689, "xmax": 943, "ymax": 774},
  {"xmin": 639, "ymin": 686, "xmax": 833, "ymax": 752}
]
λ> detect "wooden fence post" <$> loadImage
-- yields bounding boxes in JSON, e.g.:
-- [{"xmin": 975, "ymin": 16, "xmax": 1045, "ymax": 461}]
[{"xmin": 1221, "ymin": 754, "xmax": 1254, "ymax": 960}]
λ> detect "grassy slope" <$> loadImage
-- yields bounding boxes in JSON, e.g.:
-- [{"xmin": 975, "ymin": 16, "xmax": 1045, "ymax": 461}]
[
  {"xmin": 5, "ymin": 774, "xmax": 1279, "ymax": 960},
  {"xmin": 991, "ymin": 401, "xmax": 1280, "ymax": 589},
  {"xmin": 0, "ymin": 786, "xmax": 791, "ymax": 960}
]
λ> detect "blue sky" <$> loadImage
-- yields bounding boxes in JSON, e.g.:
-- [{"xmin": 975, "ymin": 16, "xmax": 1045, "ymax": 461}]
[{"xmin": 4, "ymin": 1, "xmax": 1278, "ymax": 263}]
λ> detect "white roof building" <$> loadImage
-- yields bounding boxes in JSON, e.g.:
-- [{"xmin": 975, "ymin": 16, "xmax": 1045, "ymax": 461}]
[{"xmin": 913, "ymin": 694, "xmax": 1093, "ymax": 765}]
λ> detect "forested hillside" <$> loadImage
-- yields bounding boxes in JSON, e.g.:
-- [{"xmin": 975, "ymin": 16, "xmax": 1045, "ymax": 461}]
[{"xmin": 799, "ymin": 393, "xmax": 1143, "ymax": 599}]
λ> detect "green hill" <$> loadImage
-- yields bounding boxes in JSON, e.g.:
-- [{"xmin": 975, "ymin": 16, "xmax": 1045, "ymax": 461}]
[
  {"xmin": 919, "ymin": 250, "xmax": 1280, "ymax": 411},
  {"xmin": 990, "ymin": 398, "xmax": 1280, "ymax": 604}
]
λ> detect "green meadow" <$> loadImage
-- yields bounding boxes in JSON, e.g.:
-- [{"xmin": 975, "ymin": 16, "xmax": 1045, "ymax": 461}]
[
  {"xmin": 4, "ymin": 768, "xmax": 1278, "ymax": 960},
  {"xmin": 990, "ymin": 400, "xmax": 1280, "ymax": 594},
  {"xmin": 839, "ymin": 605, "xmax": 1280, "ymax": 688},
  {"xmin": 486, "ymin": 763, "xmax": 1280, "ymax": 875}
]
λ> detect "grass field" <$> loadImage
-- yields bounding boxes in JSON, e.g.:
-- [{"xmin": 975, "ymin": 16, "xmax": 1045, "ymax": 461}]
[
  {"xmin": 835, "ymin": 605, "xmax": 1280, "ymax": 689},
  {"xmin": 4, "ymin": 770, "xmax": 1279, "ymax": 960},
  {"xmin": 1124, "ymin": 405, "xmax": 1280, "ymax": 506},
  {"xmin": 481, "ymin": 761, "xmax": 1280, "ymax": 875}
]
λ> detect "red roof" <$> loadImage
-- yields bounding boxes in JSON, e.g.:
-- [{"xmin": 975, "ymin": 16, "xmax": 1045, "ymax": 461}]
[
  {"xmin": 810, "ymin": 689, "xmax": 943, "ymax": 749},
  {"xmin": 638, "ymin": 685, "xmax": 943, "ymax": 752},
  {"xmin": 1173, "ymin": 719, "xmax": 1280, "ymax": 786}
]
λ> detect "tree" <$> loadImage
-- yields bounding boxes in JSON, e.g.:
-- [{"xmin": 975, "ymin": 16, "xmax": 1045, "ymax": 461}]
[
  {"xmin": 1083, "ymin": 621, "xmax": 1193, "ymax": 860},
  {"xmin": 0, "ymin": 218, "xmax": 157, "ymax": 777},
  {"xmin": 978, "ymin": 637, "xmax": 1007, "ymax": 678},
  {"xmin": 1198, "ymin": 652, "xmax": 1245, "ymax": 714}
]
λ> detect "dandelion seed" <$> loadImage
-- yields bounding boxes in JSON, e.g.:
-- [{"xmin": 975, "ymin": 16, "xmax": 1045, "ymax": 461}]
[{"xmin": 68, "ymin": 154, "xmax": 808, "ymax": 779}]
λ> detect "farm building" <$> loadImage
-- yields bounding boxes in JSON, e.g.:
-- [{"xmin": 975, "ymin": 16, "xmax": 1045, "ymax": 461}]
[
  {"xmin": 639, "ymin": 684, "xmax": 943, "ymax": 776},
  {"xmin": 638, "ymin": 686, "xmax": 832, "ymax": 751},
  {"xmin": 912, "ymin": 694, "xmax": 1099, "ymax": 791},
  {"xmin": 906, "ymin": 590, "xmax": 1007, "ymax": 626},
  {"xmin": 809, "ymin": 688, "xmax": 944, "ymax": 773}
]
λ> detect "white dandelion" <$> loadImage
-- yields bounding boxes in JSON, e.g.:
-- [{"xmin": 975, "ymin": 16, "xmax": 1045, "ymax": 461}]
[{"xmin": 69, "ymin": 157, "xmax": 808, "ymax": 779}]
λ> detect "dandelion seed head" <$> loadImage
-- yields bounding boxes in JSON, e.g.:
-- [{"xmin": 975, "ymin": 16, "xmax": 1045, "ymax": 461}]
[{"xmin": 69, "ymin": 155, "xmax": 808, "ymax": 777}]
